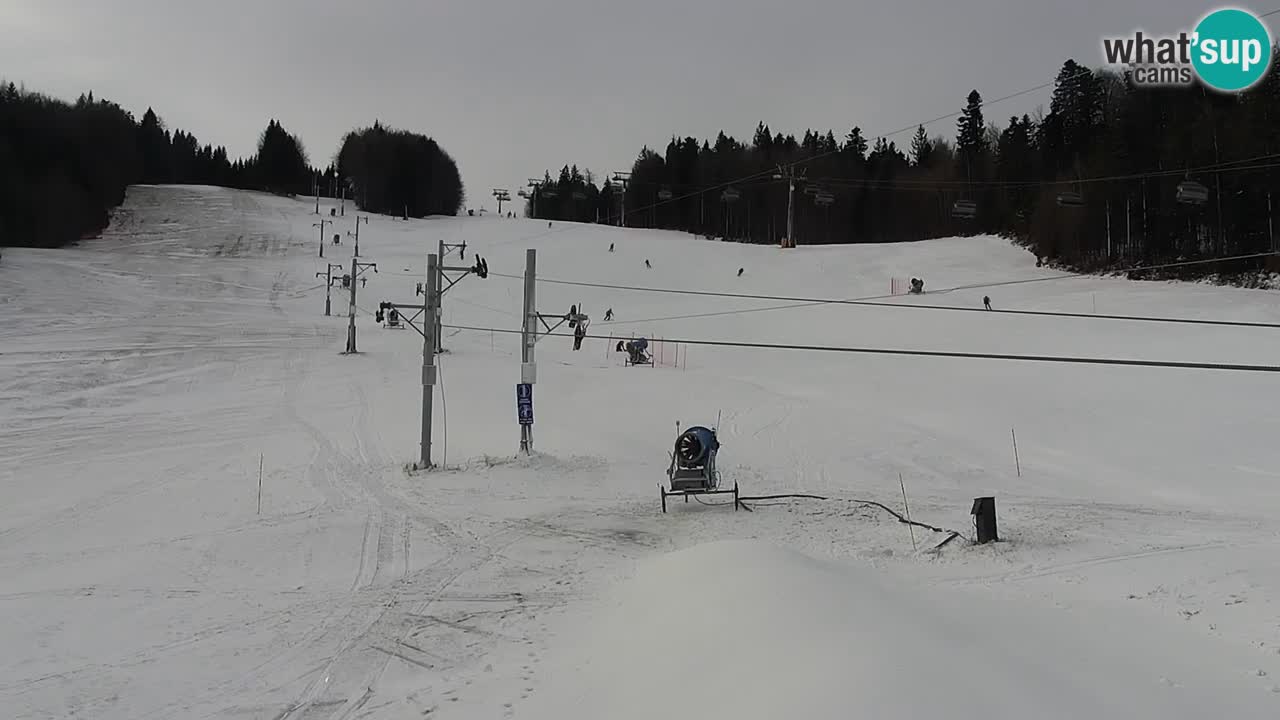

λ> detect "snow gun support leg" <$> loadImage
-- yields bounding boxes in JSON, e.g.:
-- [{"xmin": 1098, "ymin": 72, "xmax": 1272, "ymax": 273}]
[{"xmin": 660, "ymin": 482, "xmax": 738, "ymax": 514}]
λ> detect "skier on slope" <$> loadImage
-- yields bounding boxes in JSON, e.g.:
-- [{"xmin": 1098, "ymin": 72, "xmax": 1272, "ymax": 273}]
[
  {"xmin": 604, "ymin": 308, "xmax": 614, "ymax": 321},
  {"xmin": 983, "ymin": 296, "xmax": 992, "ymax": 311}
]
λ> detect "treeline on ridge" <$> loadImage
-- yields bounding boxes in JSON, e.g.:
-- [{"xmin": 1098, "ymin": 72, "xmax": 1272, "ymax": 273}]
[
  {"xmin": 337, "ymin": 123, "xmax": 464, "ymax": 219},
  {"xmin": 0, "ymin": 81, "xmax": 464, "ymax": 249},
  {"xmin": 530, "ymin": 55, "xmax": 1280, "ymax": 279}
]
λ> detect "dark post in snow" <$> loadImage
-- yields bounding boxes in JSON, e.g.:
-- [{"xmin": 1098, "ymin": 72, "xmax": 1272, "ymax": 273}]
[
  {"xmin": 316, "ymin": 262, "xmax": 344, "ymax": 316},
  {"xmin": 520, "ymin": 249, "xmax": 537, "ymax": 454},
  {"xmin": 313, "ymin": 219, "xmax": 331, "ymax": 258},
  {"xmin": 344, "ymin": 257, "xmax": 378, "ymax": 354},
  {"xmin": 349, "ymin": 215, "xmax": 369, "ymax": 257},
  {"xmin": 971, "ymin": 496, "xmax": 998, "ymax": 544},
  {"xmin": 419, "ymin": 253, "xmax": 439, "ymax": 469}
]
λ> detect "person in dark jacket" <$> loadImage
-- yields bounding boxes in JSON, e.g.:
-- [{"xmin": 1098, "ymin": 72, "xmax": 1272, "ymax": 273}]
[{"xmin": 983, "ymin": 296, "xmax": 992, "ymax": 310}]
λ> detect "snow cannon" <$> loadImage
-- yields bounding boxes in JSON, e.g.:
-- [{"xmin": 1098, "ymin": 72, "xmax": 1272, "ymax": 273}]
[
  {"xmin": 620, "ymin": 337, "xmax": 652, "ymax": 367},
  {"xmin": 675, "ymin": 426, "xmax": 718, "ymax": 470},
  {"xmin": 662, "ymin": 423, "xmax": 738, "ymax": 513}
]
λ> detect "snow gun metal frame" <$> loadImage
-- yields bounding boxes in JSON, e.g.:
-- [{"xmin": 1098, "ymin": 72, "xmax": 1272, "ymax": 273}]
[{"xmin": 661, "ymin": 416, "xmax": 739, "ymax": 513}]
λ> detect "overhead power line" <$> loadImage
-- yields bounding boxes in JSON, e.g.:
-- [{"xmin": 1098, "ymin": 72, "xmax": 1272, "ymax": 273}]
[
  {"xmin": 488, "ymin": 251, "xmax": 1280, "ymax": 329},
  {"xmin": 443, "ymin": 323, "xmax": 1280, "ymax": 374},
  {"xmin": 807, "ymin": 153, "xmax": 1280, "ymax": 191}
]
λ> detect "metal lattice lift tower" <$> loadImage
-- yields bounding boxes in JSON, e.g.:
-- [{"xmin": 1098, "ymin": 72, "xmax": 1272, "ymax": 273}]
[
  {"xmin": 432, "ymin": 239, "xmax": 481, "ymax": 352},
  {"xmin": 383, "ymin": 250, "xmax": 488, "ymax": 469},
  {"xmin": 611, "ymin": 171, "xmax": 631, "ymax": 227},
  {"xmin": 381, "ymin": 256, "xmax": 440, "ymax": 470},
  {"xmin": 527, "ymin": 179, "xmax": 545, "ymax": 217},
  {"xmin": 492, "ymin": 188, "xmax": 511, "ymax": 215},
  {"xmin": 516, "ymin": 248, "xmax": 590, "ymax": 454},
  {"xmin": 313, "ymin": 218, "xmax": 332, "ymax": 258},
  {"xmin": 315, "ymin": 262, "xmax": 346, "ymax": 316},
  {"xmin": 343, "ymin": 256, "xmax": 378, "ymax": 354},
  {"xmin": 348, "ymin": 215, "xmax": 369, "ymax": 257},
  {"xmin": 773, "ymin": 164, "xmax": 806, "ymax": 248}
]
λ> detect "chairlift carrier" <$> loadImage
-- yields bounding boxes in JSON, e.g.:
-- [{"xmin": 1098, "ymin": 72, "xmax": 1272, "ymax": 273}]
[
  {"xmin": 952, "ymin": 199, "xmax": 978, "ymax": 219},
  {"xmin": 1056, "ymin": 191, "xmax": 1084, "ymax": 208},
  {"xmin": 1176, "ymin": 180, "xmax": 1209, "ymax": 205}
]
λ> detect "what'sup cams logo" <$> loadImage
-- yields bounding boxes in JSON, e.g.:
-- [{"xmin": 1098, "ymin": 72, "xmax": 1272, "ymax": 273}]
[{"xmin": 1102, "ymin": 7, "xmax": 1273, "ymax": 92}]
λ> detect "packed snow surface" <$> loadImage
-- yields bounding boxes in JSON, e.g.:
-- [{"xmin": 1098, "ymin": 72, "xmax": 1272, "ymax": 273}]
[
  {"xmin": 3, "ymin": 185, "xmax": 1280, "ymax": 719},
  {"xmin": 522, "ymin": 540, "xmax": 1273, "ymax": 719}
]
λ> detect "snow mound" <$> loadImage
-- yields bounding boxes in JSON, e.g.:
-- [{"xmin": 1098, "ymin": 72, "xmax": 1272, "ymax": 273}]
[{"xmin": 522, "ymin": 539, "xmax": 1275, "ymax": 720}]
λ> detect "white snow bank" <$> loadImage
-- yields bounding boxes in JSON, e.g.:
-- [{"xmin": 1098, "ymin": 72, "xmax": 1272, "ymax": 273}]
[{"xmin": 521, "ymin": 539, "xmax": 1277, "ymax": 720}]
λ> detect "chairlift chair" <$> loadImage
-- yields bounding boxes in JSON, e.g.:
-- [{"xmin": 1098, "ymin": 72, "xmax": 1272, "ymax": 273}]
[
  {"xmin": 952, "ymin": 199, "xmax": 978, "ymax": 219},
  {"xmin": 1056, "ymin": 191, "xmax": 1085, "ymax": 208},
  {"xmin": 1176, "ymin": 180, "xmax": 1209, "ymax": 205}
]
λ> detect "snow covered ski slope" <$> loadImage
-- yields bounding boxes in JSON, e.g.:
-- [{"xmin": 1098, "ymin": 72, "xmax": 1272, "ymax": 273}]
[{"xmin": 3, "ymin": 184, "xmax": 1280, "ymax": 718}]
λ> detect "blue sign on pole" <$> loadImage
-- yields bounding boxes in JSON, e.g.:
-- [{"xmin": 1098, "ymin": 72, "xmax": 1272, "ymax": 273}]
[{"xmin": 516, "ymin": 383, "xmax": 533, "ymax": 425}]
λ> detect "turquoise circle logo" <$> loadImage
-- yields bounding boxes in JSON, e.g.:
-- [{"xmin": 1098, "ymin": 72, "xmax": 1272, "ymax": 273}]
[{"xmin": 1191, "ymin": 8, "xmax": 1273, "ymax": 91}]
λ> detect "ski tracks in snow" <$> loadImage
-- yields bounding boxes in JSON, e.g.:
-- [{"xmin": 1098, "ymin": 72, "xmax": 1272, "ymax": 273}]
[{"xmin": 260, "ymin": 351, "xmax": 524, "ymax": 720}]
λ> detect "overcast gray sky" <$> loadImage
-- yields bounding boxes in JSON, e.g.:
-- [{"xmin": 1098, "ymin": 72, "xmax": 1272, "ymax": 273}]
[{"xmin": 3, "ymin": 0, "xmax": 1275, "ymax": 209}]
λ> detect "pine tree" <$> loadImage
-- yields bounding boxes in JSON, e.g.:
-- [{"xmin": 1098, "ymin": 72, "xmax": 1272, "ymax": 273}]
[
  {"xmin": 137, "ymin": 108, "xmax": 171, "ymax": 183},
  {"xmin": 956, "ymin": 90, "xmax": 988, "ymax": 165},
  {"xmin": 256, "ymin": 119, "xmax": 310, "ymax": 195},
  {"xmin": 910, "ymin": 124, "xmax": 934, "ymax": 167},
  {"xmin": 844, "ymin": 127, "xmax": 868, "ymax": 161}
]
